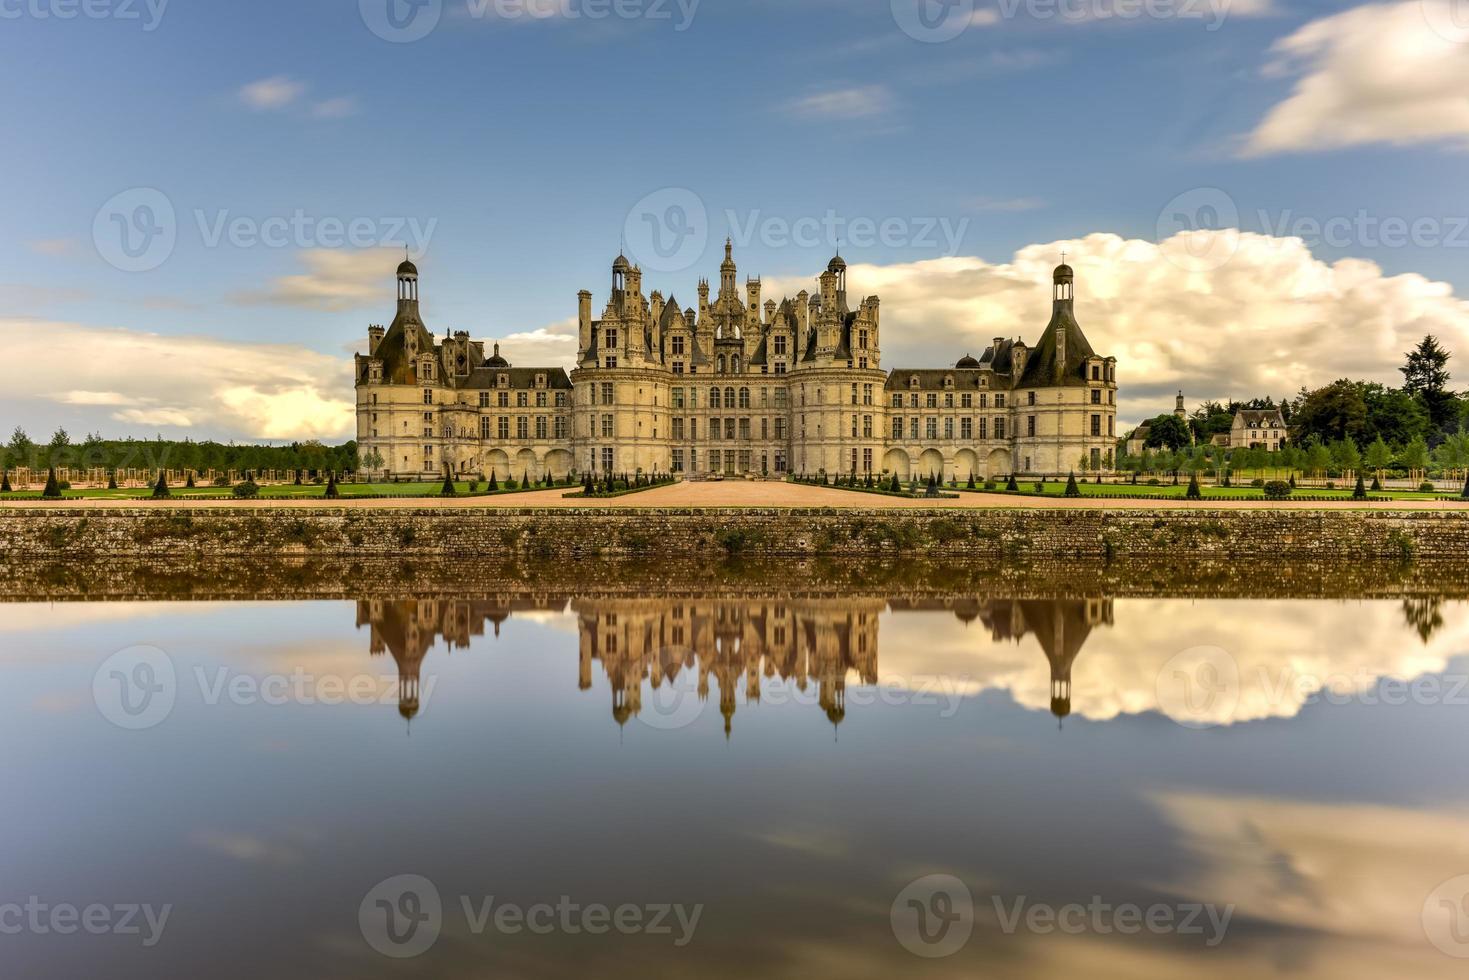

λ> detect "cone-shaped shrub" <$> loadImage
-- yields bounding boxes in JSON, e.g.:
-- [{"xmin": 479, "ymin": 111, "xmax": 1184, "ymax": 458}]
[
  {"xmin": 1064, "ymin": 472, "xmax": 1081, "ymax": 497},
  {"xmin": 1370, "ymin": 476, "xmax": 1382, "ymax": 491},
  {"xmin": 0, "ymin": 471, "xmax": 10, "ymax": 493},
  {"xmin": 967, "ymin": 472, "xmax": 976, "ymax": 489},
  {"xmin": 1353, "ymin": 474, "xmax": 1367, "ymax": 500},
  {"xmin": 294, "ymin": 470, "xmax": 303, "ymax": 485},
  {"xmin": 520, "ymin": 471, "xmax": 530, "ymax": 490},
  {"xmin": 325, "ymin": 471, "xmax": 340, "ymax": 499},
  {"xmin": 1462, "ymin": 471, "xmax": 1469, "ymax": 499},
  {"xmin": 1006, "ymin": 474, "xmax": 1019, "ymax": 492},
  {"xmin": 441, "ymin": 472, "xmax": 457, "ymax": 497},
  {"xmin": 488, "ymin": 471, "xmax": 499, "ymax": 492},
  {"xmin": 1186, "ymin": 473, "xmax": 1201, "ymax": 499},
  {"xmin": 42, "ymin": 467, "xmax": 62, "ymax": 499},
  {"xmin": 108, "ymin": 470, "xmax": 118, "ymax": 490},
  {"xmin": 152, "ymin": 472, "xmax": 170, "ymax": 499},
  {"xmin": 186, "ymin": 471, "xmax": 196, "ymax": 489},
  {"xmin": 1289, "ymin": 473, "xmax": 1296, "ymax": 488}
]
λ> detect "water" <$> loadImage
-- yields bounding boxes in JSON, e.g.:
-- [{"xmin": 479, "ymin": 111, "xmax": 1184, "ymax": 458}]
[{"xmin": 4, "ymin": 565, "xmax": 1469, "ymax": 978}]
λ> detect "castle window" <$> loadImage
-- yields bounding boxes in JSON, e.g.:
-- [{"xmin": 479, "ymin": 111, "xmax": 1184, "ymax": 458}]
[
  {"xmin": 710, "ymin": 387, "xmax": 722, "ymax": 409},
  {"xmin": 672, "ymin": 388, "xmax": 685, "ymax": 410},
  {"xmin": 893, "ymin": 417, "xmax": 903, "ymax": 439},
  {"xmin": 517, "ymin": 392, "xmax": 529, "ymax": 408},
  {"xmin": 601, "ymin": 415, "xmax": 613, "ymax": 438},
  {"xmin": 996, "ymin": 394, "xmax": 1006, "ymax": 408},
  {"xmin": 945, "ymin": 393, "xmax": 954, "ymax": 409},
  {"xmin": 774, "ymin": 418, "xmax": 785, "ymax": 439},
  {"xmin": 725, "ymin": 387, "xmax": 736, "ymax": 408},
  {"xmin": 536, "ymin": 391, "xmax": 548, "ymax": 408},
  {"xmin": 1028, "ymin": 392, "xmax": 1036, "ymax": 406},
  {"xmin": 739, "ymin": 388, "xmax": 750, "ymax": 409},
  {"xmin": 851, "ymin": 384, "xmax": 859, "ymax": 405},
  {"xmin": 909, "ymin": 375, "xmax": 919, "ymax": 388},
  {"xmin": 498, "ymin": 391, "xmax": 510, "ymax": 408},
  {"xmin": 536, "ymin": 374, "xmax": 546, "ymax": 388},
  {"xmin": 498, "ymin": 417, "xmax": 510, "ymax": 439},
  {"xmin": 480, "ymin": 417, "xmax": 491, "ymax": 439},
  {"xmin": 909, "ymin": 418, "xmax": 919, "ymax": 440},
  {"xmin": 555, "ymin": 392, "xmax": 568, "ymax": 407},
  {"xmin": 536, "ymin": 417, "xmax": 548, "ymax": 440},
  {"xmin": 961, "ymin": 393, "xmax": 972, "ymax": 408},
  {"xmin": 926, "ymin": 393, "xmax": 937, "ymax": 409},
  {"xmin": 774, "ymin": 388, "xmax": 788, "ymax": 409},
  {"xmin": 605, "ymin": 329, "xmax": 618, "ymax": 348},
  {"xmin": 732, "ymin": 355, "xmax": 741, "ymax": 373},
  {"xmin": 1091, "ymin": 414, "xmax": 1102, "ymax": 437},
  {"xmin": 600, "ymin": 382, "xmax": 614, "ymax": 404},
  {"xmin": 944, "ymin": 376, "xmax": 953, "ymax": 388},
  {"xmin": 479, "ymin": 392, "xmax": 490, "ymax": 408},
  {"xmin": 1091, "ymin": 365, "xmax": 1100, "ymax": 380},
  {"xmin": 672, "ymin": 336, "xmax": 685, "ymax": 356},
  {"xmin": 555, "ymin": 417, "xmax": 568, "ymax": 439},
  {"xmin": 774, "ymin": 335, "xmax": 787, "ymax": 356},
  {"xmin": 926, "ymin": 418, "xmax": 937, "ymax": 439},
  {"xmin": 1027, "ymin": 416, "xmax": 1036, "ymax": 437},
  {"xmin": 517, "ymin": 417, "xmax": 529, "ymax": 440},
  {"xmin": 498, "ymin": 374, "xmax": 509, "ymax": 387},
  {"xmin": 892, "ymin": 393, "xmax": 902, "ymax": 408},
  {"xmin": 604, "ymin": 357, "xmax": 617, "ymax": 369},
  {"xmin": 961, "ymin": 418, "xmax": 973, "ymax": 439},
  {"xmin": 979, "ymin": 418, "xmax": 988, "ymax": 439},
  {"xmin": 864, "ymin": 415, "xmax": 874, "ymax": 438},
  {"xmin": 673, "ymin": 362, "xmax": 685, "ymax": 375},
  {"xmin": 423, "ymin": 389, "xmax": 433, "ymax": 405},
  {"xmin": 859, "ymin": 329, "xmax": 869, "ymax": 349},
  {"xmin": 718, "ymin": 355, "xmax": 726, "ymax": 373},
  {"xmin": 945, "ymin": 418, "xmax": 954, "ymax": 439},
  {"xmin": 1091, "ymin": 389, "xmax": 1101, "ymax": 405}
]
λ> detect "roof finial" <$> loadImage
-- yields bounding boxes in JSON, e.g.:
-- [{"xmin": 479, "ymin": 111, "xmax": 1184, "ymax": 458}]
[{"xmin": 1060, "ymin": 249, "xmax": 1066, "ymax": 265}]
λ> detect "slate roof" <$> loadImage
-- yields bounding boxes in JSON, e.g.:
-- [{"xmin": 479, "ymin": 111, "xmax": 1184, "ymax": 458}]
[{"xmin": 1017, "ymin": 304, "xmax": 1098, "ymax": 388}]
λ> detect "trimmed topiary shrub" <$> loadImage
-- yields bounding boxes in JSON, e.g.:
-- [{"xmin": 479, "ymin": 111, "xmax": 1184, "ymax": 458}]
[
  {"xmin": 1006, "ymin": 474, "xmax": 1019, "ymax": 492},
  {"xmin": 1420, "ymin": 481, "xmax": 1436, "ymax": 494},
  {"xmin": 152, "ymin": 472, "xmax": 171, "ymax": 499},
  {"xmin": 1353, "ymin": 474, "xmax": 1367, "ymax": 500},
  {"xmin": 0, "ymin": 471, "xmax": 10, "ymax": 493},
  {"xmin": 186, "ymin": 471, "xmax": 196, "ymax": 489},
  {"xmin": 488, "ymin": 471, "xmax": 500, "ymax": 492},
  {"xmin": 1251, "ymin": 478, "xmax": 1265, "ymax": 488},
  {"xmin": 1064, "ymin": 472, "xmax": 1081, "ymax": 497},
  {"xmin": 1370, "ymin": 476, "xmax": 1382, "ymax": 491},
  {"xmin": 441, "ymin": 473, "xmax": 458, "ymax": 497},
  {"xmin": 1263, "ymin": 480, "xmax": 1291, "ymax": 500},
  {"xmin": 42, "ymin": 468, "xmax": 62, "ymax": 499},
  {"xmin": 1187, "ymin": 473, "xmax": 1202, "ymax": 499},
  {"xmin": 108, "ymin": 470, "xmax": 119, "ymax": 490},
  {"xmin": 232, "ymin": 480, "xmax": 260, "ymax": 499},
  {"xmin": 325, "ymin": 472, "xmax": 340, "ymax": 499}
]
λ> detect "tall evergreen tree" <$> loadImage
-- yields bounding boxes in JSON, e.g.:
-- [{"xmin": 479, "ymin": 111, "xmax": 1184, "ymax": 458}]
[{"xmin": 1401, "ymin": 335, "xmax": 1457, "ymax": 434}]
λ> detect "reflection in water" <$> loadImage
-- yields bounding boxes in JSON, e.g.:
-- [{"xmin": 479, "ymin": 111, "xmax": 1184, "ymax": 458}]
[{"xmin": 356, "ymin": 595, "xmax": 1116, "ymax": 731}]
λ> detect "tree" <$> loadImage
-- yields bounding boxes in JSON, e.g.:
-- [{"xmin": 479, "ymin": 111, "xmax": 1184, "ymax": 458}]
[
  {"xmin": 1143, "ymin": 414, "xmax": 1192, "ymax": 452},
  {"xmin": 1064, "ymin": 471, "xmax": 1081, "ymax": 497},
  {"xmin": 1365, "ymin": 436, "xmax": 1393, "ymax": 481},
  {"xmin": 1186, "ymin": 472, "xmax": 1201, "ymax": 499},
  {"xmin": 441, "ymin": 471, "xmax": 457, "ymax": 497},
  {"xmin": 42, "ymin": 467, "xmax": 61, "ymax": 499},
  {"xmin": 152, "ymin": 472, "xmax": 170, "ymax": 499},
  {"xmin": 1006, "ymin": 473, "xmax": 1019, "ymax": 492},
  {"xmin": 1293, "ymin": 380, "xmax": 1368, "ymax": 445},
  {"xmin": 6, "ymin": 427, "xmax": 34, "ymax": 471},
  {"xmin": 0, "ymin": 471, "xmax": 10, "ymax": 493},
  {"xmin": 1333, "ymin": 437, "xmax": 1362, "ymax": 476},
  {"xmin": 1352, "ymin": 473, "xmax": 1367, "ymax": 500},
  {"xmin": 1401, "ymin": 335, "xmax": 1457, "ymax": 434},
  {"xmin": 325, "ymin": 471, "xmax": 340, "ymax": 499},
  {"xmin": 1402, "ymin": 435, "xmax": 1431, "ymax": 476},
  {"xmin": 1304, "ymin": 441, "xmax": 1332, "ymax": 478}
]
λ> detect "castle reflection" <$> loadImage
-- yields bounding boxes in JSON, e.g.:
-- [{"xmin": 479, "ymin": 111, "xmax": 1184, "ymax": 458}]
[{"xmin": 355, "ymin": 594, "xmax": 1115, "ymax": 730}]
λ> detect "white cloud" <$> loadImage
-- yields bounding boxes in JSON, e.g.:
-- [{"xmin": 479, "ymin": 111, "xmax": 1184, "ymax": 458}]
[
  {"xmin": 239, "ymin": 75, "xmax": 307, "ymax": 111},
  {"xmin": 785, "ymin": 85, "xmax": 895, "ymax": 119},
  {"xmin": 762, "ymin": 231, "xmax": 1469, "ymax": 428},
  {"xmin": 1245, "ymin": 1, "xmax": 1469, "ymax": 156},
  {"xmin": 232, "ymin": 248, "xmax": 403, "ymax": 313},
  {"xmin": 0, "ymin": 318, "xmax": 355, "ymax": 441}
]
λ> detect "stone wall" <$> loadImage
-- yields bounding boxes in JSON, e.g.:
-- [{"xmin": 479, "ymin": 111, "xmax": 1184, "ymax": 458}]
[{"xmin": 0, "ymin": 506, "xmax": 1464, "ymax": 562}]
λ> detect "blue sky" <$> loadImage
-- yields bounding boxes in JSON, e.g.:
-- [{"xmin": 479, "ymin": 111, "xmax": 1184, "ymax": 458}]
[{"xmin": 4, "ymin": 0, "xmax": 1469, "ymax": 440}]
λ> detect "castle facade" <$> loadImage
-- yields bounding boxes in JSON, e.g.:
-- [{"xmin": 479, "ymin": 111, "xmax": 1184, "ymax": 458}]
[{"xmin": 355, "ymin": 246, "xmax": 1118, "ymax": 481}]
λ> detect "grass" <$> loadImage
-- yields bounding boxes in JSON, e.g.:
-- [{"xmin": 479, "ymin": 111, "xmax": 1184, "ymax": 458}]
[{"xmin": 0, "ymin": 481, "xmax": 573, "ymax": 501}]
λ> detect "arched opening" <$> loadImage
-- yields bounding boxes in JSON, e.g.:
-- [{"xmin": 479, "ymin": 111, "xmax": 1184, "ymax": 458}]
[
  {"xmin": 883, "ymin": 448, "xmax": 912, "ymax": 481},
  {"xmin": 984, "ymin": 448, "xmax": 1012, "ymax": 480}
]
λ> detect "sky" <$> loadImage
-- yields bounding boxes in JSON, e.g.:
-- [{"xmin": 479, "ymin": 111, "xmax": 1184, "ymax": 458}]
[{"xmin": 4, "ymin": 0, "xmax": 1469, "ymax": 441}]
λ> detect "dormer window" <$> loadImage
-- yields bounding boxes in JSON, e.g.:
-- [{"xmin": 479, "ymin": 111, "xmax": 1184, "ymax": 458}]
[
  {"xmin": 909, "ymin": 375, "xmax": 920, "ymax": 389},
  {"xmin": 536, "ymin": 374, "xmax": 546, "ymax": 388},
  {"xmin": 943, "ymin": 376, "xmax": 954, "ymax": 388},
  {"xmin": 497, "ymin": 374, "xmax": 509, "ymax": 387}
]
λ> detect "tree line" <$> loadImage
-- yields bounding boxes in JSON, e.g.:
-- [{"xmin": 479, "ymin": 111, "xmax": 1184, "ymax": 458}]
[
  {"xmin": 1128, "ymin": 336, "xmax": 1469, "ymax": 476},
  {"xmin": 1, "ymin": 429, "xmax": 359, "ymax": 476}
]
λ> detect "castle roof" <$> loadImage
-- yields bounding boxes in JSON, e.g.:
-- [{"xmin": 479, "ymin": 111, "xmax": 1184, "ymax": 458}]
[{"xmin": 1017, "ymin": 303, "xmax": 1099, "ymax": 388}]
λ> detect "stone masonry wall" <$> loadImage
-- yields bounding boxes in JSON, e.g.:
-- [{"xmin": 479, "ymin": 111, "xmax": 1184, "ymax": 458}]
[{"xmin": 1, "ymin": 506, "xmax": 1465, "ymax": 561}]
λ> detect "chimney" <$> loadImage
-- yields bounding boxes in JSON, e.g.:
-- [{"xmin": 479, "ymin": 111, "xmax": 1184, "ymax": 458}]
[
  {"xmin": 578, "ymin": 290, "xmax": 593, "ymax": 355},
  {"xmin": 368, "ymin": 324, "xmax": 385, "ymax": 353}
]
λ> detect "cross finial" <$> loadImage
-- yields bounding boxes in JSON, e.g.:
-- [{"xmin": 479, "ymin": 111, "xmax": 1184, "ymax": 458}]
[{"xmin": 1060, "ymin": 250, "xmax": 1066, "ymax": 265}]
